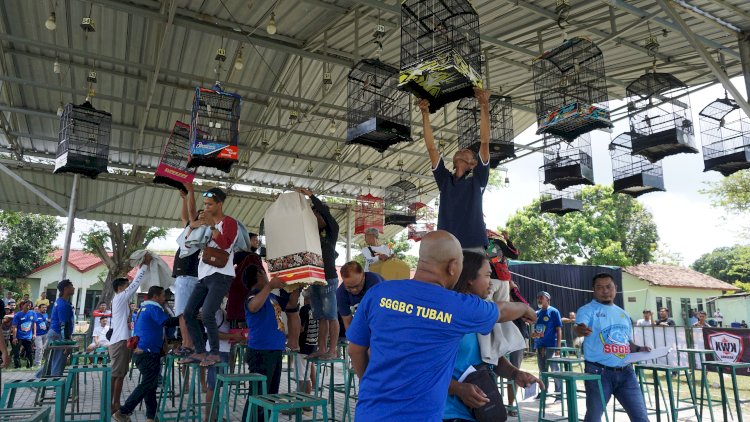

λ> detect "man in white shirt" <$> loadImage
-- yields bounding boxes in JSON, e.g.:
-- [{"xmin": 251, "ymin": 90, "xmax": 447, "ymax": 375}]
[
  {"xmin": 635, "ymin": 309, "xmax": 654, "ymax": 327},
  {"xmin": 88, "ymin": 317, "xmax": 111, "ymax": 351},
  {"xmin": 360, "ymin": 228, "xmax": 392, "ymax": 272},
  {"xmin": 713, "ymin": 309, "xmax": 723, "ymax": 327}
]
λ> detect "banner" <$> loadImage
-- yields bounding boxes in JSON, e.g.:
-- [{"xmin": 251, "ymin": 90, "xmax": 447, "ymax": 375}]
[{"xmin": 702, "ymin": 328, "xmax": 750, "ymax": 376}]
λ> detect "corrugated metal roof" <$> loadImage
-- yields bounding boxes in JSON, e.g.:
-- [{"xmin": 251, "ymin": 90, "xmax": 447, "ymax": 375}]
[{"xmin": 0, "ymin": 0, "xmax": 748, "ymax": 232}]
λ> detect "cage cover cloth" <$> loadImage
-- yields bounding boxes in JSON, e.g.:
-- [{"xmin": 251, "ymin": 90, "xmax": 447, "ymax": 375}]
[
  {"xmin": 264, "ymin": 192, "xmax": 327, "ymax": 291},
  {"xmin": 154, "ymin": 121, "xmax": 196, "ymax": 192},
  {"xmin": 399, "ymin": 52, "xmax": 483, "ymax": 113}
]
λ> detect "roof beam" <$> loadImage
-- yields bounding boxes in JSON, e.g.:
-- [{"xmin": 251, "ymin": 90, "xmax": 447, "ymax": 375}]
[{"xmin": 0, "ymin": 161, "xmax": 66, "ymax": 214}]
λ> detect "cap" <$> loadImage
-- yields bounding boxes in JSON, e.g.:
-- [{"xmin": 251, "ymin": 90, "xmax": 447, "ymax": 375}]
[{"xmin": 537, "ymin": 291, "xmax": 551, "ymax": 299}]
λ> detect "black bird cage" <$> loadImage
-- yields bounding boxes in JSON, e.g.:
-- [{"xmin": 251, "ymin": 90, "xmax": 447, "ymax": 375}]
[
  {"xmin": 188, "ymin": 85, "xmax": 241, "ymax": 173},
  {"xmin": 609, "ymin": 132, "xmax": 665, "ymax": 197},
  {"xmin": 626, "ymin": 72, "xmax": 696, "ymax": 162},
  {"xmin": 539, "ymin": 172, "xmax": 582, "ymax": 215},
  {"xmin": 699, "ymin": 95, "xmax": 750, "ymax": 176},
  {"xmin": 54, "ymin": 100, "xmax": 111, "ymax": 179},
  {"xmin": 457, "ymin": 94, "xmax": 515, "ymax": 168},
  {"xmin": 347, "ymin": 59, "xmax": 412, "ymax": 153},
  {"xmin": 383, "ymin": 180, "xmax": 419, "ymax": 227},
  {"xmin": 399, "ymin": 0, "xmax": 482, "ymax": 113},
  {"xmin": 541, "ymin": 135, "xmax": 594, "ymax": 191},
  {"xmin": 533, "ymin": 37, "xmax": 612, "ymax": 141},
  {"xmin": 154, "ymin": 121, "xmax": 197, "ymax": 193}
]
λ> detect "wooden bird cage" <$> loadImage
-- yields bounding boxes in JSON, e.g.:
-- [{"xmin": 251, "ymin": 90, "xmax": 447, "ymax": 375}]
[
  {"xmin": 54, "ymin": 100, "xmax": 111, "ymax": 179},
  {"xmin": 541, "ymin": 135, "xmax": 594, "ymax": 191},
  {"xmin": 354, "ymin": 193, "xmax": 385, "ymax": 235},
  {"xmin": 533, "ymin": 37, "xmax": 612, "ymax": 141},
  {"xmin": 699, "ymin": 96, "xmax": 750, "ymax": 176},
  {"xmin": 407, "ymin": 202, "xmax": 435, "ymax": 242},
  {"xmin": 626, "ymin": 72, "xmax": 697, "ymax": 162},
  {"xmin": 347, "ymin": 59, "xmax": 412, "ymax": 153},
  {"xmin": 153, "ymin": 121, "xmax": 197, "ymax": 193},
  {"xmin": 457, "ymin": 94, "xmax": 515, "ymax": 167},
  {"xmin": 187, "ymin": 85, "xmax": 241, "ymax": 173},
  {"xmin": 539, "ymin": 171, "xmax": 583, "ymax": 215},
  {"xmin": 398, "ymin": 0, "xmax": 482, "ymax": 112},
  {"xmin": 383, "ymin": 180, "xmax": 419, "ymax": 226},
  {"xmin": 609, "ymin": 132, "xmax": 665, "ymax": 197}
]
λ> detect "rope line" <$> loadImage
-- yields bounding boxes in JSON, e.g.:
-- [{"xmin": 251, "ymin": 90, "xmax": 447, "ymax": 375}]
[{"xmin": 509, "ymin": 270, "xmax": 650, "ymax": 294}]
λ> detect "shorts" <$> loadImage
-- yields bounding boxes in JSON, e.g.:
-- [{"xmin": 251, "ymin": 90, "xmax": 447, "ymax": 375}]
[
  {"xmin": 108, "ymin": 340, "xmax": 133, "ymax": 378},
  {"xmin": 206, "ymin": 352, "xmax": 230, "ymax": 390},
  {"xmin": 294, "ymin": 353, "xmax": 313, "ymax": 382},
  {"xmin": 508, "ymin": 348, "xmax": 524, "ymax": 369},
  {"xmin": 173, "ymin": 275, "xmax": 199, "ymax": 315},
  {"xmin": 310, "ymin": 277, "xmax": 338, "ymax": 320}
]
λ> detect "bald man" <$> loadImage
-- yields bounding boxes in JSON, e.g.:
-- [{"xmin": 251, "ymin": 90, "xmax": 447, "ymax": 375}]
[
  {"xmin": 420, "ymin": 89, "xmax": 491, "ymax": 251},
  {"xmin": 347, "ymin": 230, "xmax": 536, "ymax": 421}
]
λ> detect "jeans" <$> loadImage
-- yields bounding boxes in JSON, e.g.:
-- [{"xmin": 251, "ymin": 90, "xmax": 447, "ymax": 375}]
[
  {"xmin": 536, "ymin": 347, "xmax": 562, "ymax": 392},
  {"xmin": 184, "ymin": 273, "xmax": 232, "ymax": 354},
  {"xmin": 310, "ymin": 277, "xmax": 338, "ymax": 320},
  {"xmin": 241, "ymin": 349, "xmax": 283, "ymax": 422},
  {"xmin": 120, "ymin": 352, "xmax": 161, "ymax": 419},
  {"xmin": 42, "ymin": 330, "xmax": 67, "ymax": 377},
  {"xmin": 34, "ymin": 334, "xmax": 48, "ymax": 366},
  {"xmin": 583, "ymin": 363, "xmax": 649, "ymax": 422}
]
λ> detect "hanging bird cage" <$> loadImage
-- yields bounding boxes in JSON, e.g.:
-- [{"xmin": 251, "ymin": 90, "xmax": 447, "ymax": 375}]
[
  {"xmin": 408, "ymin": 202, "xmax": 435, "ymax": 242},
  {"xmin": 354, "ymin": 193, "xmax": 385, "ymax": 235},
  {"xmin": 398, "ymin": 0, "xmax": 482, "ymax": 113},
  {"xmin": 54, "ymin": 100, "xmax": 111, "ymax": 179},
  {"xmin": 533, "ymin": 37, "xmax": 612, "ymax": 141},
  {"xmin": 609, "ymin": 132, "xmax": 665, "ymax": 197},
  {"xmin": 383, "ymin": 180, "xmax": 419, "ymax": 226},
  {"xmin": 347, "ymin": 59, "xmax": 412, "ymax": 153},
  {"xmin": 539, "ymin": 171, "xmax": 583, "ymax": 215},
  {"xmin": 541, "ymin": 135, "xmax": 594, "ymax": 191},
  {"xmin": 457, "ymin": 94, "xmax": 515, "ymax": 168},
  {"xmin": 699, "ymin": 96, "xmax": 750, "ymax": 176},
  {"xmin": 153, "ymin": 121, "xmax": 197, "ymax": 192},
  {"xmin": 187, "ymin": 85, "xmax": 241, "ymax": 173},
  {"xmin": 626, "ymin": 72, "xmax": 696, "ymax": 162}
]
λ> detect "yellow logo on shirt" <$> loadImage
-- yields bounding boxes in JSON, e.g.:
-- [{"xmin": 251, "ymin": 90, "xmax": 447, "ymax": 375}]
[
  {"xmin": 543, "ymin": 316, "xmax": 549, "ymax": 322},
  {"xmin": 379, "ymin": 297, "xmax": 453, "ymax": 324}
]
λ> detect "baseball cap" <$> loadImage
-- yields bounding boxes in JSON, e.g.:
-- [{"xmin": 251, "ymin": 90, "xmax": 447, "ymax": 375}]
[{"xmin": 537, "ymin": 291, "xmax": 551, "ymax": 299}]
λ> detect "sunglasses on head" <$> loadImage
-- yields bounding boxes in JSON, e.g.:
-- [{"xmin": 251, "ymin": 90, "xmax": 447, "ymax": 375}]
[{"xmin": 203, "ymin": 192, "xmax": 217, "ymax": 198}]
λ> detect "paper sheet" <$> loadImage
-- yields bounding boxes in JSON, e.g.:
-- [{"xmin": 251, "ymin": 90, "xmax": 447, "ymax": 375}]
[
  {"xmin": 457, "ymin": 365, "xmax": 476, "ymax": 383},
  {"xmin": 523, "ymin": 383, "xmax": 539, "ymax": 400},
  {"xmin": 623, "ymin": 346, "xmax": 672, "ymax": 364}
]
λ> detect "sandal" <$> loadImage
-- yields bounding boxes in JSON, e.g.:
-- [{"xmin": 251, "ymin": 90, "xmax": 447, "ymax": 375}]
[
  {"xmin": 200, "ymin": 354, "xmax": 222, "ymax": 367},
  {"xmin": 508, "ymin": 410, "xmax": 518, "ymax": 417},
  {"xmin": 178, "ymin": 353, "xmax": 204, "ymax": 365},
  {"xmin": 171, "ymin": 346, "xmax": 194, "ymax": 357}
]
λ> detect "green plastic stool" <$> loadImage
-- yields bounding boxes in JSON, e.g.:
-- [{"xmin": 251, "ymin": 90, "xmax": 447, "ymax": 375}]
[
  {"xmin": 677, "ymin": 348, "xmax": 717, "ymax": 422},
  {"xmin": 177, "ymin": 362, "xmax": 229, "ymax": 421},
  {"xmin": 62, "ymin": 364, "xmax": 111, "ymax": 421},
  {"xmin": 548, "ymin": 357, "xmax": 585, "ymax": 372},
  {"xmin": 538, "ymin": 371, "xmax": 610, "ymax": 422},
  {"xmin": 0, "ymin": 406, "xmax": 52, "ymax": 422},
  {"xmin": 549, "ymin": 347, "xmax": 581, "ymax": 358},
  {"xmin": 496, "ymin": 376, "xmax": 522, "ymax": 422},
  {"xmin": 1, "ymin": 377, "xmax": 66, "ymax": 422},
  {"xmin": 231, "ymin": 343, "xmax": 247, "ymax": 374},
  {"xmin": 157, "ymin": 354, "xmax": 186, "ymax": 422},
  {"xmin": 306, "ymin": 357, "xmax": 348, "ymax": 422},
  {"xmin": 69, "ymin": 352, "xmax": 109, "ymax": 385},
  {"xmin": 284, "ymin": 349, "xmax": 300, "ymax": 393},
  {"xmin": 636, "ymin": 363, "xmax": 700, "ymax": 422},
  {"xmin": 702, "ymin": 361, "xmax": 750, "ymax": 422},
  {"xmin": 245, "ymin": 392, "xmax": 328, "ymax": 422},
  {"xmin": 209, "ymin": 372, "xmax": 267, "ymax": 422}
]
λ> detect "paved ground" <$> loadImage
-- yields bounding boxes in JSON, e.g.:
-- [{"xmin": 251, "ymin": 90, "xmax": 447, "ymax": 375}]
[{"xmin": 1, "ymin": 355, "xmax": 748, "ymax": 421}]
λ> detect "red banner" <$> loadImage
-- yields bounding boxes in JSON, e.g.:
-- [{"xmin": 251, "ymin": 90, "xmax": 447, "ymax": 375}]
[{"xmin": 702, "ymin": 328, "xmax": 750, "ymax": 376}]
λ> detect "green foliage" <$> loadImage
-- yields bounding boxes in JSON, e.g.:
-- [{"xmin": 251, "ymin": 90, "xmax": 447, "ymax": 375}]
[
  {"xmin": 0, "ymin": 210, "xmax": 61, "ymax": 282},
  {"xmin": 691, "ymin": 245, "xmax": 750, "ymax": 289},
  {"xmin": 652, "ymin": 243, "xmax": 684, "ymax": 266},
  {"xmin": 702, "ymin": 169, "xmax": 750, "ymax": 214},
  {"xmin": 504, "ymin": 185, "xmax": 659, "ymax": 266}
]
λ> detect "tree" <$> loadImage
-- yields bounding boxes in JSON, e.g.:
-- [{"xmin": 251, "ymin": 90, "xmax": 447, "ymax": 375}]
[
  {"xmin": 503, "ymin": 185, "xmax": 659, "ymax": 266},
  {"xmin": 702, "ymin": 169, "xmax": 750, "ymax": 214},
  {"xmin": 80, "ymin": 223, "xmax": 167, "ymax": 305},
  {"xmin": 0, "ymin": 210, "xmax": 61, "ymax": 294},
  {"xmin": 652, "ymin": 243, "xmax": 684, "ymax": 266},
  {"xmin": 691, "ymin": 245, "xmax": 750, "ymax": 290}
]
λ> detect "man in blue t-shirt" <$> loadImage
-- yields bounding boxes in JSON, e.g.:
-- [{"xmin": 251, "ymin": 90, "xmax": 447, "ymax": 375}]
[
  {"xmin": 336, "ymin": 261, "xmax": 384, "ymax": 330},
  {"xmin": 40, "ymin": 279, "xmax": 75, "ymax": 377},
  {"xmin": 33, "ymin": 303, "xmax": 49, "ymax": 367},
  {"xmin": 575, "ymin": 273, "xmax": 650, "ymax": 422},
  {"xmin": 11, "ymin": 300, "xmax": 35, "ymax": 368},
  {"xmin": 533, "ymin": 291, "xmax": 562, "ymax": 395},
  {"xmin": 347, "ymin": 230, "xmax": 537, "ymax": 421},
  {"xmin": 419, "ymin": 90, "xmax": 491, "ymax": 251}
]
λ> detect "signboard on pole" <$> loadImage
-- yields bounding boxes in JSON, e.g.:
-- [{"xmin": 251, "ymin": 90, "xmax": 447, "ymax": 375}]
[{"xmin": 702, "ymin": 328, "xmax": 750, "ymax": 376}]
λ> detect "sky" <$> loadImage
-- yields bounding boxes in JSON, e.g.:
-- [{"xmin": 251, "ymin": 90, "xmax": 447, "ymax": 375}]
[{"xmin": 53, "ymin": 77, "xmax": 749, "ymax": 267}]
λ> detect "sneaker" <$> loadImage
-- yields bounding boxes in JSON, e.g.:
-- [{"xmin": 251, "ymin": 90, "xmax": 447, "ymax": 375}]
[{"xmin": 111, "ymin": 411, "xmax": 131, "ymax": 422}]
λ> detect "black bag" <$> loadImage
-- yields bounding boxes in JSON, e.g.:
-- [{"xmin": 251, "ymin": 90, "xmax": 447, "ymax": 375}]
[
  {"xmin": 105, "ymin": 328, "xmax": 113, "ymax": 341},
  {"xmin": 464, "ymin": 365, "xmax": 507, "ymax": 422}
]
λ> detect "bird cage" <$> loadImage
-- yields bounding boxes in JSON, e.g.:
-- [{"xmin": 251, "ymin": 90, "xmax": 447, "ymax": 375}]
[
  {"xmin": 347, "ymin": 59, "xmax": 412, "ymax": 152},
  {"xmin": 533, "ymin": 37, "xmax": 612, "ymax": 141},
  {"xmin": 187, "ymin": 85, "xmax": 241, "ymax": 173},
  {"xmin": 609, "ymin": 132, "xmax": 665, "ymax": 197},
  {"xmin": 457, "ymin": 94, "xmax": 515, "ymax": 168},
  {"xmin": 398, "ymin": 0, "xmax": 482, "ymax": 113},
  {"xmin": 539, "ymin": 171, "xmax": 582, "ymax": 215},
  {"xmin": 383, "ymin": 180, "xmax": 419, "ymax": 226},
  {"xmin": 408, "ymin": 202, "xmax": 435, "ymax": 242},
  {"xmin": 541, "ymin": 135, "xmax": 594, "ymax": 191},
  {"xmin": 354, "ymin": 193, "xmax": 384, "ymax": 235},
  {"xmin": 699, "ymin": 96, "xmax": 750, "ymax": 176},
  {"xmin": 626, "ymin": 72, "xmax": 697, "ymax": 162},
  {"xmin": 53, "ymin": 100, "xmax": 111, "ymax": 179},
  {"xmin": 153, "ymin": 121, "xmax": 197, "ymax": 193}
]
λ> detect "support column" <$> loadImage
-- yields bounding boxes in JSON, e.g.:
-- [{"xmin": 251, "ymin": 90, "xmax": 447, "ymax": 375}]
[
  {"xmin": 740, "ymin": 31, "xmax": 750, "ymax": 101},
  {"xmin": 60, "ymin": 174, "xmax": 80, "ymax": 280},
  {"xmin": 345, "ymin": 205, "xmax": 352, "ymax": 262}
]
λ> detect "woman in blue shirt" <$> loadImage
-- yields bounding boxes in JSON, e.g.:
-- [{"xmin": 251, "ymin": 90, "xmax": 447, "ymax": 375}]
[{"xmin": 444, "ymin": 252, "xmax": 543, "ymax": 422}]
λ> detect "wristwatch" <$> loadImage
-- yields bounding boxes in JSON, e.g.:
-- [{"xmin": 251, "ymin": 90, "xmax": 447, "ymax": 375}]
[{"xmin": 210, "ymin": 225, "xmax": 216, "ymax": 231}]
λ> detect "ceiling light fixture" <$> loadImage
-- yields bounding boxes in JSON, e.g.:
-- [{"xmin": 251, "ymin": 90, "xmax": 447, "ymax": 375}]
[
  {"xmin": 328, "ymin": 119, "xmax": 337, "ymax": 134},
  {"xmin": 45, "ymin": 12, "xmax": 57, "ymax": 30},
  {"xmin": 266, "ymin": 12, "xmax": 277, "ymax": 35},
  {"xmin": 56, "ymin": 102, "xmax": 64, "ymax": 117},
  {"xmin": 53, "ymin": 60, "xmax": 61, "ymax": 74},
  {"xmin": 234, "ymin": 51, "xmax": 244, "ymax": 71}
]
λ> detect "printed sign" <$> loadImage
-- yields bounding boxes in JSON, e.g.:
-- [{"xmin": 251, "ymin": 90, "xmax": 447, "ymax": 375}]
[{"xmin": 702, "ymin": 328, "xmax": 750, "ymax": 376}]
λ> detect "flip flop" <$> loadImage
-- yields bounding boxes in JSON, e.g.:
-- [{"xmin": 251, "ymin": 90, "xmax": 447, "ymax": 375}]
[
  {"xmin": 178, "ymin": 354, "xmax": 204, "ymax": 365},
  {"xmin": 200, "ymin": 354, "xmax": 222, "ymax": 367}
]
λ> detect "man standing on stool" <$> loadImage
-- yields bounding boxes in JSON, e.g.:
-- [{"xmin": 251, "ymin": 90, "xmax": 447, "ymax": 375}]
[
  {"xmin": 533, "ymin": 291, "xmax": 562, "ymax": 398},
  {"xmin": 575, "ymin": 273, "xmax": 650, "ymax": 422}
]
